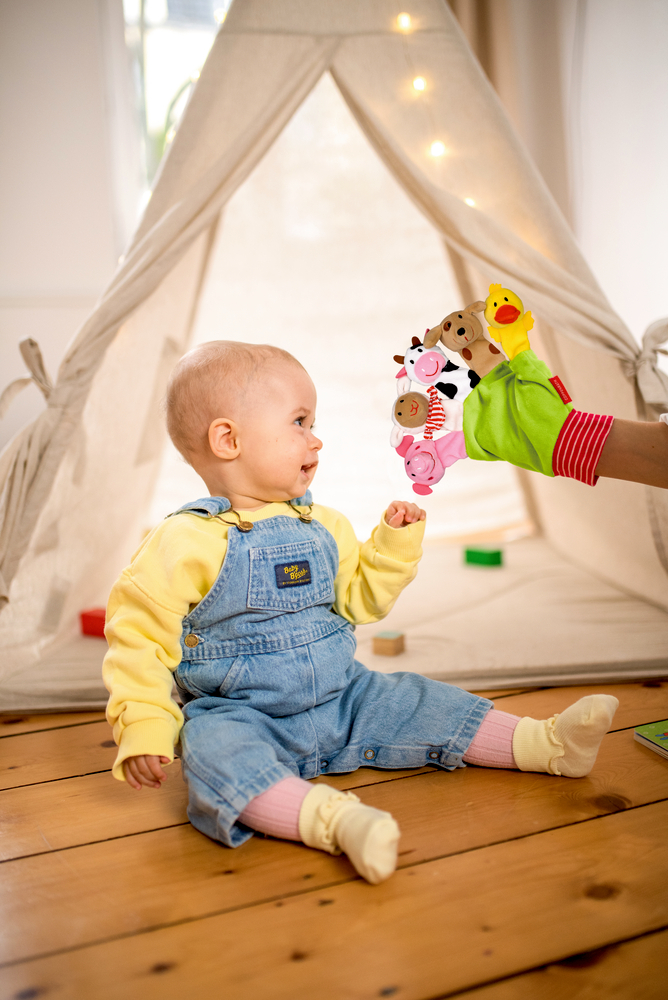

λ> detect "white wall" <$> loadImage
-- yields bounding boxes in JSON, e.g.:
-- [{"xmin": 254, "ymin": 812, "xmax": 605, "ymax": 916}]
[
  {"xmin": 566, "ymin": 0, "xmax": 668, "ymax": 347},
  {"xmin": 0, "ymin": 0, "xmax": 142, "ymax": 450}
]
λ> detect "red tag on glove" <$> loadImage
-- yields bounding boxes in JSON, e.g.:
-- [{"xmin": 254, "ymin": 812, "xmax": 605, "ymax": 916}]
[{"xmin": 549, "ymin": 376, "xmax": 572, "ymax": 405}]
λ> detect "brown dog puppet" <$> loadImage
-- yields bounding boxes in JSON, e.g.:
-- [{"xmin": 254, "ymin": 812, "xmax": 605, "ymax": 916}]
[{"xmin": 424, "ymin": 302, "xmax": 505, "ymax": 379}]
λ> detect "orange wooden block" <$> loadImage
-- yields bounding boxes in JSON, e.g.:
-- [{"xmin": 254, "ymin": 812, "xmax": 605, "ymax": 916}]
[{"xmin": 372, "ymin": 630, "xmax": 405, "ymax": 656}]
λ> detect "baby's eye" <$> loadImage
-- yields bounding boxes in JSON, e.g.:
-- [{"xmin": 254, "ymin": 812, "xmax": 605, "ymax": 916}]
[{"xmin": 294, "ymin": 416, "xmax": 304, "ymax": 426}]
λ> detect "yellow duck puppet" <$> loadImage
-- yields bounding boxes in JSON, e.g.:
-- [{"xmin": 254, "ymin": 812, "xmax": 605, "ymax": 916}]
[{"xmin": 484, "ymin": 284, "xmax": 533, "ymax": 360}]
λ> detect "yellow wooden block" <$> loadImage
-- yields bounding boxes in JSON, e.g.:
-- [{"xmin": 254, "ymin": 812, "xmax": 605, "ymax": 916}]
[{"xmin": 372, "ymin": 630, "xmax": 405, "ymax": 656}]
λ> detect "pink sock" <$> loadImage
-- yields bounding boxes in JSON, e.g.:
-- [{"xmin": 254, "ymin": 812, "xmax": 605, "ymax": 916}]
[
  {"xmin": 463, "ymin": 709, "xmax": 520, "ymax": 769},
  {"xmin": 238, "ymin": 775, "xmax": 311, "ymax": 840}
]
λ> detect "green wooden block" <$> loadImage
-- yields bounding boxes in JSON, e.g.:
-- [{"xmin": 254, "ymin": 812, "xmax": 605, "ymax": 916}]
[{"xmin": 464, "ymin": 546, "xmax": 503, "ymax": 567}]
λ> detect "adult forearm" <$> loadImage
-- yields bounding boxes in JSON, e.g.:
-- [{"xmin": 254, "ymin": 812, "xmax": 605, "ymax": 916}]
[{"xmin": 595, "ymin": 418, "xmax": 668, "ymax": 488}]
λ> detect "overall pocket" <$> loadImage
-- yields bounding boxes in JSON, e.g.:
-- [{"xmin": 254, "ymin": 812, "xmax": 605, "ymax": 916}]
[
  {"xmin": 177, "ymin": 654, "xmax": 245, "ymax": 699},
  {"xmin": 247, "ymin": 538, "xmax": 334, "ymax": 612}
]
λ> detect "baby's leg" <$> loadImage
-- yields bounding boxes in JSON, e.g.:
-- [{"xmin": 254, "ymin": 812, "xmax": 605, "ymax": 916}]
[
  {"xmin": 239, "ymin": 777, "xmax": 400, "ymax": 885},
  {"xmin": 464, "ymin": 695, "xmax": 619, "ymax": 777}
]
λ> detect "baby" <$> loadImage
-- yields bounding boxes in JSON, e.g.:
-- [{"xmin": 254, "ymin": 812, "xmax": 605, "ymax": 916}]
[{"xmin": 104, "ymin": 341, "xmax": 618, "ymax": 884}]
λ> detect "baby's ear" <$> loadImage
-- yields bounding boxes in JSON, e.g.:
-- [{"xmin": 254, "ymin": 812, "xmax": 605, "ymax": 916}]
[
  {"xmin": 208, "ymin": 417, "xmax": 240, "ymax": 459},
  {"xmin": 466, "ymin": 301, "xmax": 486, "ymax": 314}
]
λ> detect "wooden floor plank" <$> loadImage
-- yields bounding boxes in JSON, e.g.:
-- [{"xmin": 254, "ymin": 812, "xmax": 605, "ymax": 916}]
[
  {"xmin": 445, "ymin": 927, "xmax": 668, "ymax": 1000},
  {"xmin": 0, "ymin": 712, "xmax": 105, "ymax": 738},
  {"xmin": 466, "ymin": 688, "xmax": 539, "ymax": 699},
  {"xmin": 0, "ymin": 721, "xmax": 117, "ymax": 790},
  {"xmin": 1, "ymin": 725, "xmax": 664, "ymax": 863},
  {"xmin": 0, "ymin": 759, "xmax": 439, "ymax": 862},
  {"xmin": 2, "ymin": 802, "xmax": 667, "ymax": 1000},
  {"xmin": 482, "ymin": 681, "xmax": 668, "ymax": 730},
  {"xmin": 2, "ymin": 681, "xmax": 664, "ymax": 790},
  {"xmin": 1, "ymin": 726, "xmax": 666, "ymax": 963}
]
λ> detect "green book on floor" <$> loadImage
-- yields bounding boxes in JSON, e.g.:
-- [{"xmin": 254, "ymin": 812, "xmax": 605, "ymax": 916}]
[{"xmin": 634, "ymin": 720, "xmax": 668, "ymax": 760}]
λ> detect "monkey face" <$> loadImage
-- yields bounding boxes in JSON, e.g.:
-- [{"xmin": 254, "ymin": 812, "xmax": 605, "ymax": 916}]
[{"xmin": 393, "ymin": 392, "xmax": 429, "ymax": 428}]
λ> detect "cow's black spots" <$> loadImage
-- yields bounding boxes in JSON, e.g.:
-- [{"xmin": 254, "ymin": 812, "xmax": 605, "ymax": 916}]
[{"xmin": 436, "ymin": 382, "xmax": 458, "ymax": 399}]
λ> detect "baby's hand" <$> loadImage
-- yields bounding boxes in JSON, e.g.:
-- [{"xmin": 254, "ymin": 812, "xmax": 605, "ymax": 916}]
[
  {"xmin": 385, "ymin": 500, "xmax": 426, "ymax": 528},
  {"xmin": 123, "ymin": 754, "xmax": 170, "ymax": 790}
]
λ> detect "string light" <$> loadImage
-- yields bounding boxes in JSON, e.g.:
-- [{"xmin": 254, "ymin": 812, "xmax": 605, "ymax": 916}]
[
  {"xmin": 465, "ymin": 197, "xmax": 476, "ymax": 207},
  {"xmin": 430, "ymin": 141, "xmax": 446, "ymax": 157},
  {"xmin": 214, "ymin": 7, "xmax": 228, "ymax": 23},
  {"xmin": 165, "ymin": 125, "xmax": 177, "ymax": 144},
  {"xmin": 191, "ymin": 69, "xmax": 201, "ymax": 81},
  {"xmin": 397, "ymin": 12, "xmax": 412, "ymax": 31},
  {"xmin": 412, "ymin": 76, "xmax": 426, "ymax": 92}
]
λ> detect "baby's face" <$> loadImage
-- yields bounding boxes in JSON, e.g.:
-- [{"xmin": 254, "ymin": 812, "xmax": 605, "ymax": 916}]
[{"xmin": 235, "ymin": 363, "xmax": 322, "ymax": 503}]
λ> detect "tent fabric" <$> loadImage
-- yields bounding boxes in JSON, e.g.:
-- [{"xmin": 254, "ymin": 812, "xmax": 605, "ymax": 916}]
[{"xmin": 0, "ymin": 0, "xmax": 666, "ymax": 709}]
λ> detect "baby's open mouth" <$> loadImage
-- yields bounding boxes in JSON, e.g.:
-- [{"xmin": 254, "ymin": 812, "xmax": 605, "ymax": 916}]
[{"xmin": 301, "ymin": 462, "xmax": 318, "ymax": 475}]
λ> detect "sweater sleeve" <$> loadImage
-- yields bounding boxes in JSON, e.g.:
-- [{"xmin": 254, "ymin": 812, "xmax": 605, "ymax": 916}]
[
  {"xmin": 315, "ymin": 506, "xmax": 425, "ymax": 625},
  {"xmin": 103, "ymin": 515, "xmax": 228, "ymax": 781}
]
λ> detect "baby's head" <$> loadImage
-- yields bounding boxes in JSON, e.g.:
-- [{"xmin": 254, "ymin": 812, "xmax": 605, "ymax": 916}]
[{"xmin": 165, "ymin": 341, "xmax": 322, "ymax": 507}]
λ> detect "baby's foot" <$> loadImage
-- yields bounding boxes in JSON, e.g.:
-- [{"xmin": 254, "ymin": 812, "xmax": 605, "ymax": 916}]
[
  {"xmin": 333, "ymin": 802, "xmax": 400, "ymax": 884},
  {"xmin": 513, "ymin": 694, "xmax": 619, "ymax": 777},
  {"xmin": 299, "ymin": 784, "xmax": 400, "ymax": 884}
]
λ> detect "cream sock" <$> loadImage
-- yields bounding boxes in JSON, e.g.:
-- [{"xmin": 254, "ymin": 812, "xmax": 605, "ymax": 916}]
[
  {"xmin": 298, "ymin": 784, "xmax": 400, "ymax": 884},
  {"xmin": 512, "ymin": 694, "xmax": 619, "ymax": 777}
]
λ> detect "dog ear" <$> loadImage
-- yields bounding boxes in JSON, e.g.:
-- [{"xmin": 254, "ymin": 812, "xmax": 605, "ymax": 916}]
[
  {"xmin": 423, "ymin": 326, "xmax": 441, "ymax": 349},
  {"xmin": 465, "ymin": 301, "xmax": 486, "ymax": 314}
]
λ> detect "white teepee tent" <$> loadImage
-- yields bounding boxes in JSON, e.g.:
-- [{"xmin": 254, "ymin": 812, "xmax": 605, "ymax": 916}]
[{"xmin": 1, "ymin": 0, "xmax": 667, "ymax": 710}]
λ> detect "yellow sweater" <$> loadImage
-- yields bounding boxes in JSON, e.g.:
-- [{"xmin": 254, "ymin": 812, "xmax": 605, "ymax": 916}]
[{"xmin": 103, "ymin": 502, "xmax": 424, "ymax": 780}]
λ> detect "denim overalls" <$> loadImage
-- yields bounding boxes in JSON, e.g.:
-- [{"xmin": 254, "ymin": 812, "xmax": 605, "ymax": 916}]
[{"xmin": 173, "ymin": 494, "xmax": 492, "ymax": 847}]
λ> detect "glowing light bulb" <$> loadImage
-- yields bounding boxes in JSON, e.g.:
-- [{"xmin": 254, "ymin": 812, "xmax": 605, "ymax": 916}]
[
  {"xmin": 214, "ymin": 7, "xmax": 227, "ymax": 23},
  {"xmin": 413, "ymin": 76, "xmax": 426, "ymax": 92},
  {"xmin": 165, "ymin": 125, "xmax": 176, "ymax": 144},
  {"xmin": 191, "ymin": 68, "xmax": 201, "ymax": 81},
  {"xmin": 397, "ymin": 12, "xmax": 412, "ymax": 31},
  {"xmin": 430, "ymin": 140, "xmax": 446, "ymax": 157},
  {"xmin": 464, "ymin": 197, "xmax": 476, "ymax": 207}
]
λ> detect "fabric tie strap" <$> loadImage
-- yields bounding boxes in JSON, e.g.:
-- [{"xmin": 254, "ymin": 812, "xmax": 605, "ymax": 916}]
[
  {"xmin": 622, "ymin": 318, "xmax": 668, "ymax": 413},
  {"xmin": 0, "ymin": 339, "xmax": 53, "ymax": 420}
]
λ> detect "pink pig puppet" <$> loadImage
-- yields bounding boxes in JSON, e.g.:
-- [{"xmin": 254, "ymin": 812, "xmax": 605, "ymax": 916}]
[{"xmin": 396, "ymin": 433, "xmax": 468, "ymax": 495}]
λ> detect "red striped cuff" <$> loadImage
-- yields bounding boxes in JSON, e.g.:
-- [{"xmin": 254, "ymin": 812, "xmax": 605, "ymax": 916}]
[{"xmin": 552, "ymin": 410, "xmax": 614, "ymax": 486}]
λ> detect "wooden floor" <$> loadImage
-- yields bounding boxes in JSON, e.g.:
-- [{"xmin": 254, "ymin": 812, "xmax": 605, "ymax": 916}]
[{"xmin": 1, "ymin": 681, "xmax": 667, "ymax": 999}]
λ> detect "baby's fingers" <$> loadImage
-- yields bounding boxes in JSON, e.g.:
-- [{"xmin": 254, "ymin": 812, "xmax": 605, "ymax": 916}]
[
  {"xmin": 145, "ymin": 755, "xmax": 169, "ymax": 783},
  {"xmin": 385, "ymin": 501, "xmax": 426, "ymax": 527},
  {"xmin": 401, "ymin": 502, "xmax": 426, "ymax": 523},
  {"xmin": 124, "ymin": 756, "xmax": 165, "ymax": 789}
]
